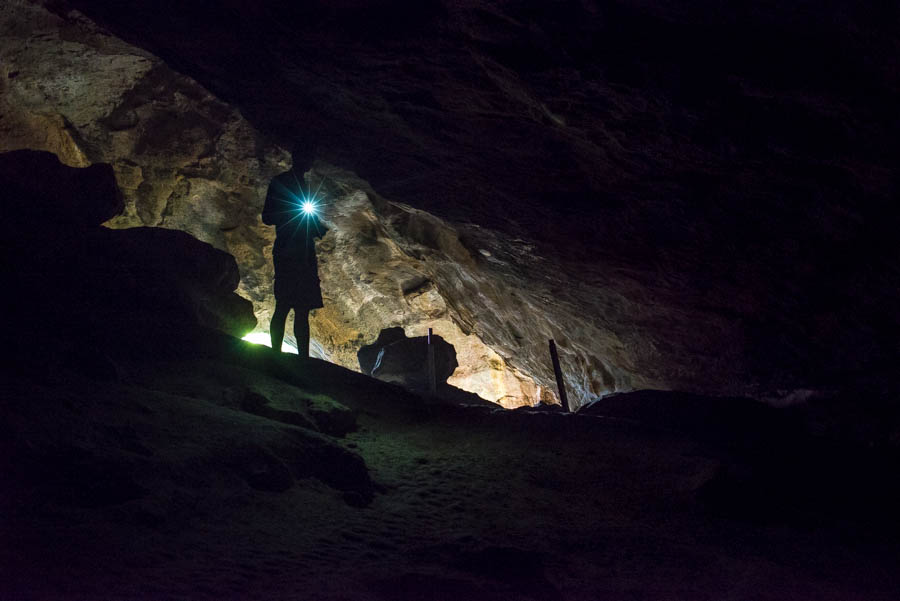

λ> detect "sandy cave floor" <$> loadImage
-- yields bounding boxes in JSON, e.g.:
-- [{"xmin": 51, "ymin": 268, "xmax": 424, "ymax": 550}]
[{"xmin": 2, "ymin": 345, "xmax": 899, "ymax": 601}]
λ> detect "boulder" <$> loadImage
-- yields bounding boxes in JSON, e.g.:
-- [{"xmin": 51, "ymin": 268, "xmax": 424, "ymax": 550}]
[
  {"xmin": 0, "ymin": 150, "xmax": 256, "ymax": 366},
  {"xmin": 239, "ymin": 388, "xmax": 357, "ymax": 437},
  {"xmin": 357, "ymin": 327, "xmax": 407, "ymax": 375},
  {"xmin": 94, "ymin": 226, "xmax": 257, "ymax": 338},
  {"xmin": 358, "ymin": 327, "xmax": 458, "ymax": 392}
]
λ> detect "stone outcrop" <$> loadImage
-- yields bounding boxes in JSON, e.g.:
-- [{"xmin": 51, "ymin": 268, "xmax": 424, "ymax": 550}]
[
  {"xmin": 1, "ymin": 150, "xmax": 256, "ymax": 365},
  {"xmin": 358, "ymin": 327, "xmax": 458, "ymax": 392},
  {"xmin": 308, "ymin": 165, "xmax": 552, "ymax": 407},
  {"xmin": 0, "ymin": 0, "xmax": 289, "ymax": 326}
]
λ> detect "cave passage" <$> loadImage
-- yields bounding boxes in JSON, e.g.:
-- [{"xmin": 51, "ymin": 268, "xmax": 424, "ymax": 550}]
[{"xmin": 242, "ymin": 331, "xmax": 298, "ymax": 354}]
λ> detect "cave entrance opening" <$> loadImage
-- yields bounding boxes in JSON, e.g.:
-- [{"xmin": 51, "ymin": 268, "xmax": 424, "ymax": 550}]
[
  {"xmin": 237, "ymin": 165, "xmax": 547, "ymax": 407},
  {"xmin": 242, "ymin": 331, "xmax": 298, "ymax": 355}
]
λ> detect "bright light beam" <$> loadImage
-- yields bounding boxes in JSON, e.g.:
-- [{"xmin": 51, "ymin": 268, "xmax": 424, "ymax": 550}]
[{"xmin": 241, "ymin": 332, "xmax": 298, "ymax": 354}]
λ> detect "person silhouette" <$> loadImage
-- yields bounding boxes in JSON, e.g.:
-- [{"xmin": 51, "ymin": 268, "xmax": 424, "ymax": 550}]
[{"xmin": 262, "ymin": 167, "xmax": 327, "ymax": 357}]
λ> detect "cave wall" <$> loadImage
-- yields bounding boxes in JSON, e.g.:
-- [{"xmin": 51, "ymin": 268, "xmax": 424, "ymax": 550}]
[
  {"xmin": 306, "ymin": 165, "xmax": 673, "ymax": 406},
  {"xmin": 307, "ymin": 164, "xmax": 551, "ymax": 407},
  {"xmin": 0, "ymin": 0, "xmax": 289, "ymax": 323},
  {"xmin": 7, "ymin": 0, "xmax": 900, "ymax": 409},
  {"xmin": 1, "ymin": 1, "xmax": 550, "ymax": 407}
]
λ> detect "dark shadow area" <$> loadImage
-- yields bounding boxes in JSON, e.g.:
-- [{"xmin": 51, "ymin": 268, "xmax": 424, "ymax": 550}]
[
  {"xmin": 0, "ymin": 150, "xmax": 376, "ymax": 523},
  {"xmin": 0, "ymin": 150, "xmax": 256, "ymax": 379},
  {"xmin": 582, "ymin": 389, "xmax": 900, "ymax": 539}
]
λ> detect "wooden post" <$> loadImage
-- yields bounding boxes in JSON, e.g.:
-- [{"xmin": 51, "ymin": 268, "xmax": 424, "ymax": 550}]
[
  {"xmin": 427, "ymin": 327, "xmax": 437, "ymax": 395},
  {"xmin": 548, "ymin": 339, "xmax": 569, "ymax": 412}
]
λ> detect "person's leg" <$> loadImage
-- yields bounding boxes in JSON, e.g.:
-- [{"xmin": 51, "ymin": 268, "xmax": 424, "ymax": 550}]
[
  {"xmin": 270, "ymin": 301, "xmax": 291, "ymax": 351},
  {"xmin": 294, "ymin": 307, "xmax": 311, "ymax": 358}
]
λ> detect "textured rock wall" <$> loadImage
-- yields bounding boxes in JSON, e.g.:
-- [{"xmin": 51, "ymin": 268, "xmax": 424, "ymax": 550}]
[
  {"xmin": 0, "ymin": 0, "xmax": 289, "ymax": 323},
  {"xmin": 307, "ymin": 164, "xmax": 550, "ymax": 407},
  {"xmin": 0, "ymin": 1, "xmax": 551, "ymax": 406},
  {"xmin": 307, "ymin": 164, "xmax": 646, "ymax": 406}
]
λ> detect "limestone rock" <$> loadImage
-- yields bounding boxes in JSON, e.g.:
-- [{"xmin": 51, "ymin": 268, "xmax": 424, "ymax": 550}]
[
  {"xmin": 0, "ymin": 1, "xmax": 289, "ymax": 327},
  {"xmin": 0, "ymin": 2, "xmax": 635, "ymax": 408},
  {"xmin": 307, "ymin": 166, "xmax": 548, "ymax": 407},
  {"xmin": 359, "ymin": 327, "xmax": 459, "ymax": 392},
  {"xmin": 98, "ymin": 227, "xmax": 258, "ymax": 338},
  {"xmin": 0, "ymin": 2, "xmax": 679, "ymax": 408},
  {"xmin": 357, "ymin": 327, "xmax": 408, "ymax": 376},
  {"xmin": 238, "ymin": 388, "xmax": 357, "ymax": 438}
]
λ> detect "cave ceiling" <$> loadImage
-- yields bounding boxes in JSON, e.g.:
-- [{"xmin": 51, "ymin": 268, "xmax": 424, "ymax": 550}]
[{"xmin": 8, "ymin": 0, "xmax": 900, "ymax": 405}]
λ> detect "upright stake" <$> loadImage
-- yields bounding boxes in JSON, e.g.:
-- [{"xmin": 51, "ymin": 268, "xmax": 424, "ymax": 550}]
[
  {"xmin": 548, "ymin": 339, "xmax": 569, "ymax": 412},
  {"xmin": 427, "ymin": 327, "xmax": 437, "ymax": 395}
]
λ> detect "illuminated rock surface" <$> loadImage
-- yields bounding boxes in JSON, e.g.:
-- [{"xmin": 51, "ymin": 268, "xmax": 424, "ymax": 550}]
[
  {"xmin": 0, "ymin": 2, "xmax": 547, "ymax": 406},
  {"xmin": 309, "ymin": 165, "xmax": 552, "ymax": 406},
  {"xmin": 0, "ymin": 0, "xmax": 288, "ymax": 328}
]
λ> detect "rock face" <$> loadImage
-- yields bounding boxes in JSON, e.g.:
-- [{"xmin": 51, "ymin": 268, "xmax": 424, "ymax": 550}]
[
  {"xmin": 0, "ymin": 0, "xmax": 289, "ymax": 327},
  {"xmin": 308, "ymin": 165, "xmax": 552, "ymax": 407},
  {"xmin": 7, "ymin": 0, "xmax": 900, "ymax": 408}
]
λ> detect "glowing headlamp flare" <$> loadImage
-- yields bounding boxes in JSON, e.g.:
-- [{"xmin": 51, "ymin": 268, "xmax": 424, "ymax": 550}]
[{"xmin": 302, "ymin": 199, "xmax": 316, "ymax": 215}]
